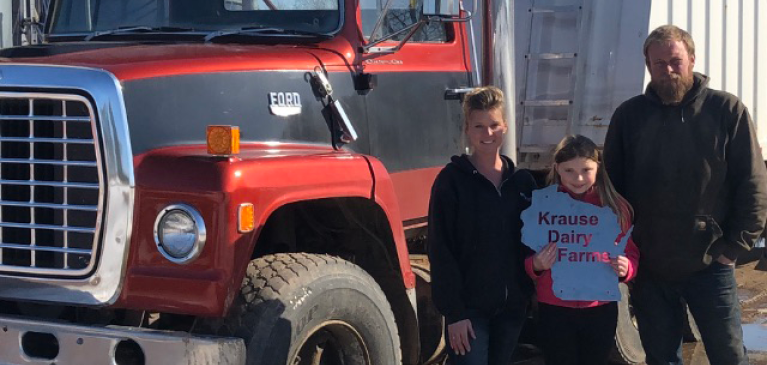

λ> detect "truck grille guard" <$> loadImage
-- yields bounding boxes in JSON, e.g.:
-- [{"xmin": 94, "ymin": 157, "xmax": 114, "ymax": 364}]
[
  {"xmin": 0, "ymin": 65, "xmax": 134, "ymax": 306},
  {"xmin": 0, "ymin": 93, "xmax": 103, "ymax": 276}
]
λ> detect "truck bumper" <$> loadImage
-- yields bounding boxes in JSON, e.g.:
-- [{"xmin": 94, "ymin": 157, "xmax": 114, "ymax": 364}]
[{"xmin": 0, "ymin": 315, "xmax": 245, "ymax": 365}]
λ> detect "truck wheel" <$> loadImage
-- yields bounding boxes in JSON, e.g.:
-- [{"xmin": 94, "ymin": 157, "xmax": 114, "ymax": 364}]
[
  {"xmin": 216, "ymin": 253, "xmax": 402, "ymax": 365},
  {"xmin": 611, "ymin": 283, "xmax": 646, "ymax": 364},
  {"xmin": 410, "ymin": 259, "xmax": 448, "ymax": 365}
]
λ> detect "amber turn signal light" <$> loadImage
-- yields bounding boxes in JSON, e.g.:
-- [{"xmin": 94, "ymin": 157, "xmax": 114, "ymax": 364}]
[
  {"xmin": 207, "ymin": 125, "xmax": 240, "ymax": 156},
  {"xmin": 238, "ymin": 203, "xmax": 255, "ymax": 233}
]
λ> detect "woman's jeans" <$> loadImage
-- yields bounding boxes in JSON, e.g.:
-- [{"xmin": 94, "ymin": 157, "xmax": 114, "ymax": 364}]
[{"xmin": 446, "ymin": 305, "xmax": 527, "ymax": 365}]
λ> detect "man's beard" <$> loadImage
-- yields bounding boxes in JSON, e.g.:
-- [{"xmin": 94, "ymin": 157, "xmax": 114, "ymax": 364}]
[{"xmin": 651, "ymin": 72, "xmax": 694, "ymax": 105}]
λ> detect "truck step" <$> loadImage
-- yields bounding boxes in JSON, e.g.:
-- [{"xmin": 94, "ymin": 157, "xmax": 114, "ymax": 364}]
[
  {"xmin": 521, "ymin": 100, "xmax": 572, "ymax": 107},
  {"xmin": 526, "ymin": 52, "xmax": 577, "ymax": 60},
  {"xmin": 530, "ymin": 5, "xmax": 581, "ymax": 14}
]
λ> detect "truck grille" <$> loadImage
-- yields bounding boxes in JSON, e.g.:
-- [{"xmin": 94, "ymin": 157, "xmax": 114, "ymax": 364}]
[{"xmin": 0, "ymin": 93, "xmax": 103, "ymax": 277}]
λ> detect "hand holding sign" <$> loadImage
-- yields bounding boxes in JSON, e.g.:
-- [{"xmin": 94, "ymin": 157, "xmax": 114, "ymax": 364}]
[
  {"xmin": 521, "ymin": 185, "xmax": 633, "ymax": 301},
  {"xmin": 532, "ymin": 242, "xmax": 557, "ymax": 272}
]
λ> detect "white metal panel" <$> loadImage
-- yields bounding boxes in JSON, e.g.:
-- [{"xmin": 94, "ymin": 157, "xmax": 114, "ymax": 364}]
[
  {"xmin": 723, "ymin": 0, "xmax": 739, "ymax": 94},
  {"xmin": 708, "ymin": 0, "xmax": 725, "ymax": 91},
  {"xmin": 0, "ymin": 1, "xmax": 11, "ymax": 49},
  {"xmin": 689, "ymin": 2, "xmax": 708, "ymax": 74},
  {"xmin": 740, "ymin": 0, "xmax": 756, "ymax": 116},
  {"xmin": 645, "ymin": 0, "xmax": 767, "ymax": 158},
  {"xmin": 757, "ymin": 1, "xmax": 767, "ymax": 151},
  {"xmin": 670, "ymin": 0, "xmax": 687, "ymax": 25}
]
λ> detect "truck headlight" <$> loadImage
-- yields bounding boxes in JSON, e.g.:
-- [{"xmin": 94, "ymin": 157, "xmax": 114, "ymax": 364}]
[{"xmin": 154, "ymin": 204, "xmax": 206, "ymax": 264}]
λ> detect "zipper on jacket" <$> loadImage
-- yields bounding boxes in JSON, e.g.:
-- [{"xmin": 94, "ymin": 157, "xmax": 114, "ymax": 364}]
[
  {"xmin": 496, "ymin": 178, "xmax": 509, "ymax": 196},
  {"xmin": 473, "ymin": 169, "xmax": 508, "ymax": 197}
]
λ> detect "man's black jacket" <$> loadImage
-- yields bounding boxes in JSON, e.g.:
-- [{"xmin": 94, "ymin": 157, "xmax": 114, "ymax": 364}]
[{"xmin": 604, "ymin": 72, "xmax": 767, "ymax": 281}]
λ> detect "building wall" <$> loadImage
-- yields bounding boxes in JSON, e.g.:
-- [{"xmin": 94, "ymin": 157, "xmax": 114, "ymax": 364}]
[{"xmin": 646, "ymin": 0, "xmax": 767, "ymax": 156}]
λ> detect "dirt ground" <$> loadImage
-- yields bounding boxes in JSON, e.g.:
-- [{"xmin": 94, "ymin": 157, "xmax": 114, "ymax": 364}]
[{"xmin": 735, "ymin": 261, "xmax": 767, "ymax": 323}]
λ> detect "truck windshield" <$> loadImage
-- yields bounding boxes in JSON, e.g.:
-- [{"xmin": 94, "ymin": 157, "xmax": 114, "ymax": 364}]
[{"xmin": 47, "ymin": 0, "xmax": 341, "ymax": 38}]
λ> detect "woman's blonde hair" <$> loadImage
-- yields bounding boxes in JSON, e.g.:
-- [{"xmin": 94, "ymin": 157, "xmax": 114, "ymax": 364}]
[
  {"xmin": 462, "ymin": 86, "xmax": 505, "ymax": 128},
  {"xmin": 461, "ymin": 86, "xmax": 506, "ymax": 152},
  {"xmin": 547, "ymin": 135, "xmax": 634, "ymax": 229}
]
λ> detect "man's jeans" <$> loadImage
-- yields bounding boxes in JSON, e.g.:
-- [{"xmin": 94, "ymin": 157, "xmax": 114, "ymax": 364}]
[
  {"xmin": 633, "ymin": 261, "xmax": 748, "ymax": 365},
  {"xmin": 446, "ymin": 306, "xmax": 527, "ymax": 365}
]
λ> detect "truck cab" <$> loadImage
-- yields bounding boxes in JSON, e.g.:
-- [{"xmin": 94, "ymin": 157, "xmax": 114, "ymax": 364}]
[{"xmin": 0, "ymin": 0, "xmax": 492, "ymax": 364}]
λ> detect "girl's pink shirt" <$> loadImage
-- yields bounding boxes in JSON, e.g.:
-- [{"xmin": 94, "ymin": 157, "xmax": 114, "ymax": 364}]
[{"xmin": 524, "ymin": 185, "xmax": 640, "ymax": 308}]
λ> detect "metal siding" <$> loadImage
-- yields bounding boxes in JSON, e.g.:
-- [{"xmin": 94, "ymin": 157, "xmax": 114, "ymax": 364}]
[
  {"xmin": 724, "ymin": 0, "xmax": 739, "ymax": 93},
  {"xmin": 689, "ymin": 1, "xmax": 708, "ymax": 74},
  {"xmin": 0, "ymin": 1, "xmax": 11, "ymax": 49},
  {"xmin": 646, "ymin": 0, "xmax": 767, "ymax": 155},
  {"xmin": 758, "ymin": 1, "xmax": 767, "ymax": 148},
  {"xmin": 740, "ymin": 0, "xmax": 756, "ymax": 115}
]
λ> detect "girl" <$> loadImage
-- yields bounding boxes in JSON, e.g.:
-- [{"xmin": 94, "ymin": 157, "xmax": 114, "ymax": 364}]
[
  {"xmin": 526, "ymin": 135, "xmax": 639, "ymax": 365},
  {"xmin": 428, "ymin": 86, "xmax": 537, "ymax": 365}
]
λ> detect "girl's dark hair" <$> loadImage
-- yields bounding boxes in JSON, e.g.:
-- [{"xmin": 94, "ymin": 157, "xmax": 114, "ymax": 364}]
[{"xmin": 547, "ymin": 135, "xmax": 634, "ymax": 228}]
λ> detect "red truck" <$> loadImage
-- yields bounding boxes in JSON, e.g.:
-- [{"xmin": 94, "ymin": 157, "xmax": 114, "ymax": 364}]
[
  {"xmin": 0, "ymin": 0, "xmax": 496, "ymax": 364},
  {"xmin": 8, "ymin": 0, "xmax": 767, "ymax": 364}
]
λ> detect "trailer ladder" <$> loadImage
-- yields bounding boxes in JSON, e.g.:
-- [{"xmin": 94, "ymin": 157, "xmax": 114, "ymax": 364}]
[{"xmin": 517, "ymin": 0, "xmax": 585, "ymax": 167}]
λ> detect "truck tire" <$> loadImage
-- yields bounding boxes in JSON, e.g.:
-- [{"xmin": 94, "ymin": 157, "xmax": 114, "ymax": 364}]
[
  {"xmin": 215, "ymin": 253, "xmax": 402, "ymax": 365},
  {"xmin": 410, "ymin": 261, "xmax": 448, "ymax": 365},
  {"xmin": 611, "ymin": 283, "xmax": 646, "ymax": 364}
]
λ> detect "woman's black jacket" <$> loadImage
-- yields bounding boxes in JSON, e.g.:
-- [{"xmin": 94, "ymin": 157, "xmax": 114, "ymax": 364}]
[{"xmin": 428, "ymin": 154, "xmax": 536, "ymax": 324}]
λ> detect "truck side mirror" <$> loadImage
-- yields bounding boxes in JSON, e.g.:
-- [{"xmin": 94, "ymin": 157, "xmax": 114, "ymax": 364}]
[
  {"xmin": 422, "ymin": 0, "xmax": 460, "ymax": 18},
  {"xmin": 422, "ymin": 0, "xmax": 474, "ymax": 20}
]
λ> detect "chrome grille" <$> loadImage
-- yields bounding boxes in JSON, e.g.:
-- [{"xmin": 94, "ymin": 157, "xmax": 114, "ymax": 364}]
[{"xmin": 0, "ymin": 93, "xmax": 103, "ymax": 277}]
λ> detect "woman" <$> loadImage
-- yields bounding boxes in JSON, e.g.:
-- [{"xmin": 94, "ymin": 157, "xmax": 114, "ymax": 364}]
[{"xmin": 428, "ymin": 86, "xmax": 536, "ymax": 365}]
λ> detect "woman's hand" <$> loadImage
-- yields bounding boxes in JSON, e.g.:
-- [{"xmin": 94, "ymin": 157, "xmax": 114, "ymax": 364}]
[
  {"xmin": 447, "ymin": 319, "xmax": 476, "ymax": 355},
  {"xmin": 533, "ymin": 242, "xmax": 557, "ymax": 272},
  {"xmin": 611, "ymin": 255, "xmax": 629, "ymax": 278}
]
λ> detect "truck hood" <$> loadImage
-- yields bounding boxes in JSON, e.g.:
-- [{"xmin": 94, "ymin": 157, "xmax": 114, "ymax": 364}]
[{"xmin": 0, "ymin": 42, "xmax": 353, "ymax": 81}]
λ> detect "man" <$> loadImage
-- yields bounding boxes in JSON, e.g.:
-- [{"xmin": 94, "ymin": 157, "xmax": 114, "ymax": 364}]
[{"xmin": 604, "ymin": 25, "xmax": 767, "ymax": 365}]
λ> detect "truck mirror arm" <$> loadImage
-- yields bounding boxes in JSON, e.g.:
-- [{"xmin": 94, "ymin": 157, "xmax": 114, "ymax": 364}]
[
  {"xmin": 362, "ymin": 21, "xmax": 424, "ymax": 54},
  {"xmin": 362, "ymin": 0, "xmax": 475, "ymax": 54}
]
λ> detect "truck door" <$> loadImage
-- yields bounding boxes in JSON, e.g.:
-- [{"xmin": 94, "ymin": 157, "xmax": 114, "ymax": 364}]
[{"xmin": 359, "ymin": 0, "xmax": 472, "ymax": 225}]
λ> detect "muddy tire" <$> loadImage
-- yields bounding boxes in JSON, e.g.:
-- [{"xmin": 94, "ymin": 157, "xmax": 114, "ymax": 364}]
[
  {"xmin": 611, "ymin": 283, "xmax": 646, "ymax": 364},
  {"xmin": 411, "ymin": 262, "xmax": 448, "ymax": 365},
  {"xmin": 213, "ymin": 253, "xmax": 402, "ymax": 365}
]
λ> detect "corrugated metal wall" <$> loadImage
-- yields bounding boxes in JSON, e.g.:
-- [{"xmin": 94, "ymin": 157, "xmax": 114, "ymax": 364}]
[
  {"xmin": 0, "ymin": 1, "xmax": 13, "ymax": 49},
  {"xmin": 646, "ymin": 0, "xmax": 767, "ymax": 150},
  {"xmin": 2, "ymin": 0, "xmax": 48, "ymax": 48}
]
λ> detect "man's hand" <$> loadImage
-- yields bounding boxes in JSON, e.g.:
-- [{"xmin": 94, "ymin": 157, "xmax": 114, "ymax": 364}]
[
  {"xmin": 716, "ymin": 255, "xmax": 735, "ymax": 266},
  {"xmin": 447, "ymin": 319, "xmax": 476, "ymax": 355},
  {"xmin": 610, "ymin": 255, "xmax": 630, "ymax": 277},
  {"xmin": 533, "ymin": 242, "xmax": 557, "ymax": 272}
]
